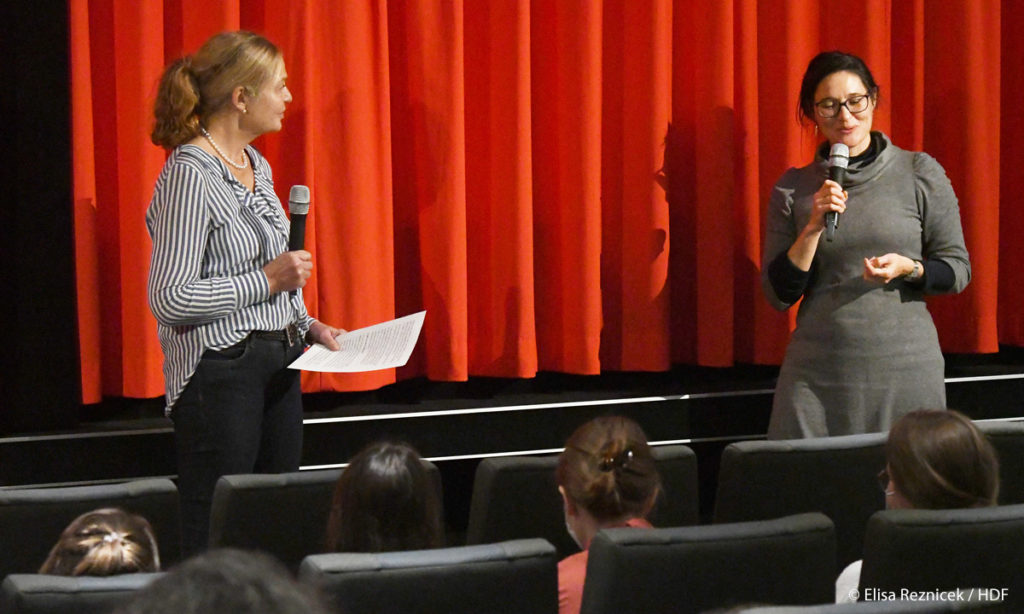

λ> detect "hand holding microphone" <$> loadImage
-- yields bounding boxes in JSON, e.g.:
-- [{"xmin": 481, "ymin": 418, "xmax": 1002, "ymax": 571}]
[
  {"xmin": 263, "ymin": 185, "xmax": 312, "ymax": 295},
  {"xmin": 824, "ymin": 143, "xmax": 849, "ymax": 241},
  {"xmin": 263, "ymin": 251, "xmax": 311, "ymax": 295}
]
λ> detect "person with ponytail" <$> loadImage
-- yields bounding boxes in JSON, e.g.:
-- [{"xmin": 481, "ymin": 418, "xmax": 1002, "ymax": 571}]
[
  {"xmin": 147, "ymin": 31, "xmax": 344, "ymax": 556},
  {"xmin": 40, "ymin": 508, "xmax": 160, "ymax": 576},
  {"xmin": 555, "ymin": 416, "xmax": 662, "ymax": 614}
]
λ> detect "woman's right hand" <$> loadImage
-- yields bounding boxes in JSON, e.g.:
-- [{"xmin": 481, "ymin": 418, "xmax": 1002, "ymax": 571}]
[
  {"xmin": 263, "ymin": 250, "xmax": 313, "ymax": 294},
  {"xmin": 804, "ymin": 180, "xmax": 848, "ymax": 234}
]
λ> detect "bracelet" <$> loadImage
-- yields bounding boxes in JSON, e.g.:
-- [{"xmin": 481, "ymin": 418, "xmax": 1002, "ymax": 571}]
[{"xmin": 905, "ymin": 260, "xmax": 923, "ymax": 282}]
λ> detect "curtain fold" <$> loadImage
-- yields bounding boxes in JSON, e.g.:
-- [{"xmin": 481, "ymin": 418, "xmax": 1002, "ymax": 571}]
[
  {"xmin": 604, "ymin": 0, "xmax": 672, "ymax": 371},
  {"xmin": 72, "ymin": 0, "xmax": 1015, "ymax": 404},
  {"xmin": 84, "ymin": 0, "xmax": 167, "ymax": 398},
  {"xmin": 531, "ymin": 0, "xmax": 605, "ymax": 374},
  {"xmin": 1001, "ymin": 0, "xmax": 1024, "ymax": 346},
  {"xmin": 71, "ymin": 0, "xmax": 101, "ymax": 402},
  {"xmin": 464, "ymin": 0, "xmax": 538, "ymax": 378},
  {"xmin": 389, "ymin": 0, "xmax": 470, "ymax": 381},
  {"xmin": 921, "ymin": 1, "xmax": 1001, "ymax": 353},
  {"xmin": 686, "ymin": 0, "xmax": 735, "ymax": 367}
]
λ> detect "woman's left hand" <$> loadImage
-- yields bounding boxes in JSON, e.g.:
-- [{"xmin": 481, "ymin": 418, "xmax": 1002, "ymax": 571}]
[
  {"xmin": 863, "ymin": 253, "xmax": 915, "ymax": 284},
  {"xmin": 307, "ymin": 320, "xmax": 346, "ymax": 350}
]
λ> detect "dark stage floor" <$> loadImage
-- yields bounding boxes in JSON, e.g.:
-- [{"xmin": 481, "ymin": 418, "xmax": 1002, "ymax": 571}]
[{"xmin": 3, "ymin": 350, "xmax": 1023, "ymax": 528}]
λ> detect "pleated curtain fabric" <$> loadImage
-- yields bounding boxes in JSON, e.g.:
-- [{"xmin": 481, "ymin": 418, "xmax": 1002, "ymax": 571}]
[{"xmin": 71, "ymin": 0, "xmax": 1013, "ymax": 403}]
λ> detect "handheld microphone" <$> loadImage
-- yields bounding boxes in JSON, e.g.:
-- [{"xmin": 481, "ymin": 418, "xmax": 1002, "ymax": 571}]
[
  {"xmin": 288, "ymin": 185, "xmax": 310, "ymax": 297},
  {"xmin": 825, "ymin": 143, "xmax": 849, "ymax": 242}
]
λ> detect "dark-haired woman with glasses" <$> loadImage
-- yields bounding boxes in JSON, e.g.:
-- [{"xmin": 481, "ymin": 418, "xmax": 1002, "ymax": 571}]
[
  {"xmin": 555, "ymin": 416, "xmax": 662, "ymax": 614},
  {"xmin": 835, "ymin": 409, "xmax": 998, "ymax": 602},
  {"xmin": 762, "ymin": 51, "xmax": 971, "ymax": 439}
]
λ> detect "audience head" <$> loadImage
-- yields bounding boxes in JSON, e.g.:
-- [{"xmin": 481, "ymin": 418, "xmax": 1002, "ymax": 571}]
[
  {"xmin": 325, "ymin": 441, "xmax": 443, "ymax": 553},
  {"xmin": 39, "ymin": 507, "xmax": 160, "ymax": 576},
  {"xmin": 152, "ymin": 30, "xmax": 284, "ymax": 148},
  {"xmin": 556, "ymin": 416, "xmax": 661, "ymax": 539},
  {"xmin": 884, "ymin": 409, "xmax": 999, "ymax": 510},
  {"xmin": 116, "ymin": 548, "xmax": 332, "ymax": 614}
]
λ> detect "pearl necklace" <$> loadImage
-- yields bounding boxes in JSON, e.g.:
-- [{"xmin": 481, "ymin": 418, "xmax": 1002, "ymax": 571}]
[{"xmin": 200, "ymin": 126, "xmax": 248, "ymax": 170}]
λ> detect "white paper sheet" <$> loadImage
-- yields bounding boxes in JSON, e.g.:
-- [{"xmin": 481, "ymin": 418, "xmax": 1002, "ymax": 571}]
[{"xmin": 288, "ymin": 311, "xmax": 426, "ymax": 373}]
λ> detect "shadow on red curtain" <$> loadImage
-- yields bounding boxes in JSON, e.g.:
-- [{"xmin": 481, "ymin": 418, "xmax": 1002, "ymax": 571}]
[{"xmin": 71, "ymin": 0, "xmax": 1012, "ymax": 404}]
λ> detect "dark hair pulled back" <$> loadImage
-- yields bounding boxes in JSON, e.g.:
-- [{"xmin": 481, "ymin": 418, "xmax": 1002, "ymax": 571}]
[{"xmin": 556, "ymin": 416, "xmax": 661, "ymax": 522}]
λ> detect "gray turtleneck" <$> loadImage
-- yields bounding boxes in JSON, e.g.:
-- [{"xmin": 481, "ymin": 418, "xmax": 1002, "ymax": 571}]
[{"xmin": 761, "ymin": 132, "xmax": 970, "ymax": 438}]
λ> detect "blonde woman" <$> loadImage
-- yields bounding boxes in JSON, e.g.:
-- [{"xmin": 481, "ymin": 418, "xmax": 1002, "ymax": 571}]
[
  {"xmin": 40, "ymin": 508, "xmax": 159, "ymax": 576},
  {"xmin": 148, "ymin": 31, "xmax": 343, "ymax": 555}
]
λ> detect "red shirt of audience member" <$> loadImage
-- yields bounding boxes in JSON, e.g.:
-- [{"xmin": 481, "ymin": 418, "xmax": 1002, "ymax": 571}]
[{"xmin": 558, "ymin": 517, "xmax": 652, "ymax": 614}]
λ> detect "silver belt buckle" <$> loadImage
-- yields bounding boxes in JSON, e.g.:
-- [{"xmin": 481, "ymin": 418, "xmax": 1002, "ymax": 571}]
[{"xmin": 286, "ymin": 323, "xmax": 298, "ymax": 346}]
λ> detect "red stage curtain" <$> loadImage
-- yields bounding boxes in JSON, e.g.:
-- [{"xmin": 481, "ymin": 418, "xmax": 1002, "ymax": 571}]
[{"xmin": 71, "ymin": 0, "xmax": 1013, "ymax": 403}]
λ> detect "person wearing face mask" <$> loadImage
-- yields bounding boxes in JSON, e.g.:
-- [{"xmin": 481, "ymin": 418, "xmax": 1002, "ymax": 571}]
[
  {"xmin": 762, "ymin": 51, "xmax": 971, "ymax": 439},
  {"xmin": 555, "ymin": 416, "xmax": 662, "ymax": 614},
  {"xmin": 148, "ymin": 30, "xmax": 345, "ymax": 556},
  {"xmin": 835, "ymin": 409, "xmax": 999, "ymax": 603}
]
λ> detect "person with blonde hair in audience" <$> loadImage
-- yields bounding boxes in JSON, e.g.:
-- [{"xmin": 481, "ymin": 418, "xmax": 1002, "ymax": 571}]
[
  {"xmin": 836, "ymin": 408, "xmax": 999, "ymax": 602},
  {"xmin": 324, "ymin": 441, "xmax": 444, "ymax": 553},
  {"xmin": 39, "ymin": 507, "xmax": 160, "ymax": 576},
  {"xmin": 556, "ymin": 416, "xmax": 662, "ymax": 614}
]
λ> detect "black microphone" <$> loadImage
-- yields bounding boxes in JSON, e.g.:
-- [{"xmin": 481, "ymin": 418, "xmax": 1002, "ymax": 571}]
[
  {"xmin": 288, "ymin": 185, "xmax": 310, "ymax": 297},
  {"xmin": 825, "ymin": 143, "xmax": 849, "ymax": 242}
]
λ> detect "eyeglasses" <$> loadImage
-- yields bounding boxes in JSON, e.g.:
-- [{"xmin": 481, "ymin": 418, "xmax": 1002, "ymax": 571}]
[
  {"xmin": 814, "ymin": 93, "xmax": 871, "ymax": 118},
  {"xmin": 877, "ymin": 468, "xmax": 895, "ymax": 496}
]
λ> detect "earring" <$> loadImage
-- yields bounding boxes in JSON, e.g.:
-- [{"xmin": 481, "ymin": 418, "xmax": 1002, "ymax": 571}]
[
  {"xmin": 814, "ymin": 124, "xmax": 818, "ymax": 136},
  {"xmin": 242, "ymin": 107, "xmax": 248, "ymax": 114}
]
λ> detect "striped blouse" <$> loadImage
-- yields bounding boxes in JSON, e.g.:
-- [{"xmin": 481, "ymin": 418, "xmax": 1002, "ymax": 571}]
[{"xmin": 146, "ymin": 144, "xmax": 314, "ymax": 414}]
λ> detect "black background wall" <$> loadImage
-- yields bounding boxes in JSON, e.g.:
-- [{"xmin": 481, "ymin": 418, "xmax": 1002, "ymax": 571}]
[{"xmin": 0, "ymin": 2, "xmax": 80, "ymax": 433}]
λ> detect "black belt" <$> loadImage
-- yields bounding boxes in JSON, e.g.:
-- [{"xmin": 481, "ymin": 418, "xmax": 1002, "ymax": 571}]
[{"xmin": 252, "ymin": 323, "xmax": 300, "ymax": 346}]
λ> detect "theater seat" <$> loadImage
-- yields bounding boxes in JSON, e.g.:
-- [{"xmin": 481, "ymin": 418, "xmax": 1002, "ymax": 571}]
[
  {"xmin": 859, "ymin": 504, "xmax": 1024, "ymax": 612},
  {"xmin": 298, "ymin": 538, "xmax": 557, "ymax": 614},
  {"xmin": 975, "ymin": 420, "xmax": 1024, "ymax": 504},
  {"xmin": 737, "ymin": 599, "xmax": 1002, "ymax": 613},
  {"xmin": 208, "ymin": 462, "xmax": 442, "ymax": 570},
  {"xmin": 0, "ymin": 573, "xmax": 162, "ymax": 614},
  {"xmin": 466, "ymin": 444, "xmax": 699, "ymax": 558},
  {"xmin": 713, "ymin": 432, "xmax": 886, "ymax": 571},
  {"xmin": 0, "ymin": 479, "xmax": 181, "ymax": 579},
  {"xmin": 580, "ymin": 512, "xmax": 836, "ymax": 614}
]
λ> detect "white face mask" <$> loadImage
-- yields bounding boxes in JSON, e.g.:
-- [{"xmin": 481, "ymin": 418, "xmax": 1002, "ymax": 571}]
[
  {"xmin": 559, "ymin": 485, "xmax": 583, "ymax": 548},
  {"xmin": 565, "ymin": 517, "xmax": 582, "ymax": 549}
]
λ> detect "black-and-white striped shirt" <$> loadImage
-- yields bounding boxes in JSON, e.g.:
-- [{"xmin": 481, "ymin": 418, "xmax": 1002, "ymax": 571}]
[{"xmin": 147, "ymin": 144, "xmax": 313, "ymax": 414}]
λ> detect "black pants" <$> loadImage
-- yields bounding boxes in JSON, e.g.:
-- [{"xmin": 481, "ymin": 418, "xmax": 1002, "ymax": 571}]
[{"xmin": 171, "ymin": 333, "xmax": 304, "ymax": 556}]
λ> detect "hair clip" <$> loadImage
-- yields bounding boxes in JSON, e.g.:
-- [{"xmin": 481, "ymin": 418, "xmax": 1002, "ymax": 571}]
[
  {"xmin": 103, "ymin": 531, "xmax": 125, "ymax": 545},
  {"xmin": 598, "ymin": 448, "xmax": 634, "ymax": 472},
  {"xmin": 619, "ymin": 448, "xmax": 634, "ymax": 468}
]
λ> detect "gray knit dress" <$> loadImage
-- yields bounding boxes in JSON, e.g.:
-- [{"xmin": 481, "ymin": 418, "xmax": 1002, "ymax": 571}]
[{"xmin": 762, "ymin": 133, "xmax": 970, "ymax": 439}]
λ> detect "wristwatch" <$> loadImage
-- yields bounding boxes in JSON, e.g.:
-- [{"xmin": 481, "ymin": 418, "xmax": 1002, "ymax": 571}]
[{"xmin": 905, "ymin": 260, "xmax": 923, "ymax": 282}]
